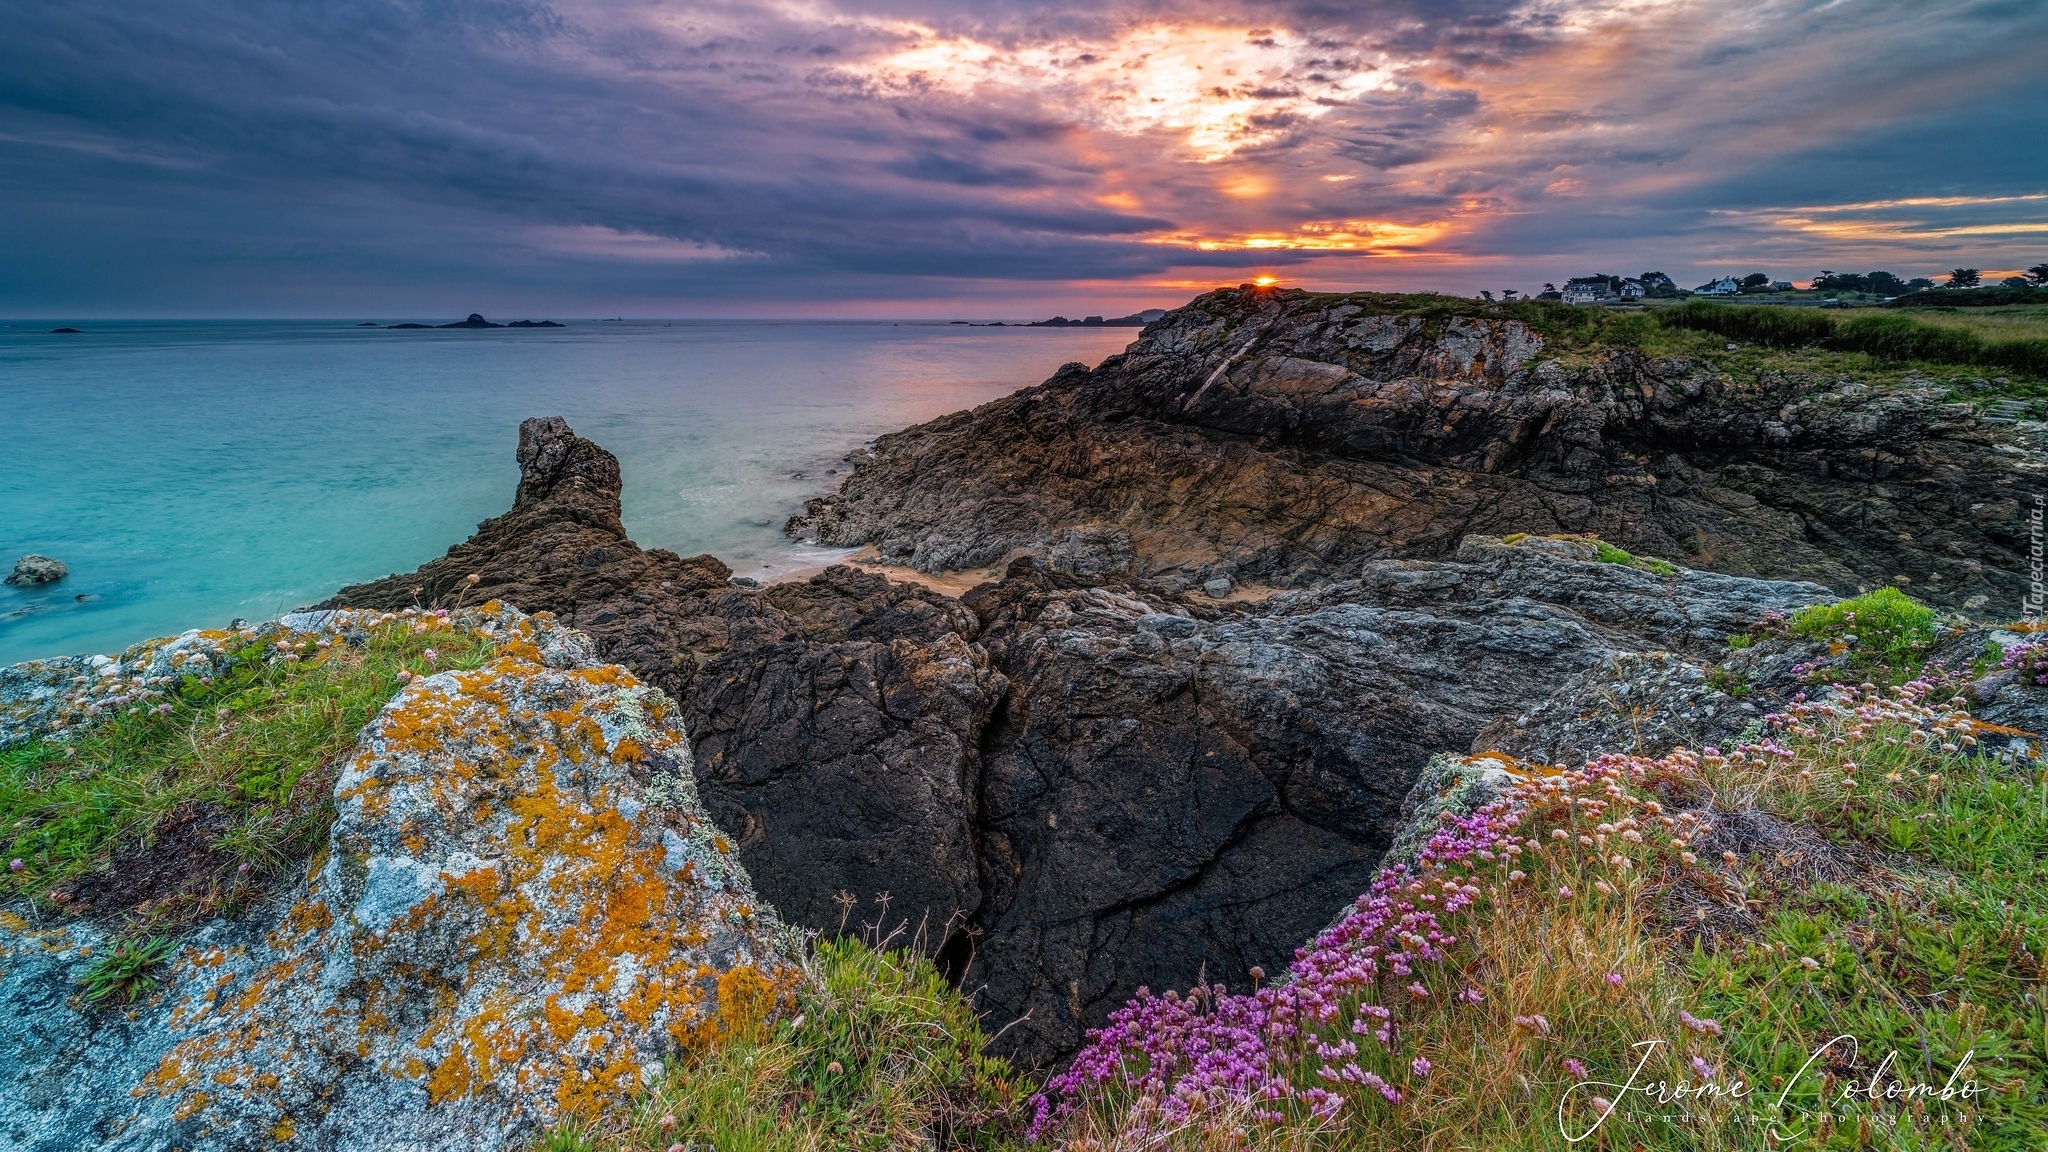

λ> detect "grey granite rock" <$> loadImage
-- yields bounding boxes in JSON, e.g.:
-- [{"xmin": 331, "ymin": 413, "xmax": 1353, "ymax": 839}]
[{"xmin": 4, "ymin": 555, "xmax": 67, "ymax": 587}]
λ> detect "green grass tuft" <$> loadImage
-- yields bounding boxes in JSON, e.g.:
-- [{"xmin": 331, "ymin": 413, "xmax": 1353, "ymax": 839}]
[
  {"xmin": 1789, "ymin": 587, "xmax": 1939, "ymax": 681},
  {"xmin": 77, "ymin": 934, "xmax": 178, "ymax": 1004}
]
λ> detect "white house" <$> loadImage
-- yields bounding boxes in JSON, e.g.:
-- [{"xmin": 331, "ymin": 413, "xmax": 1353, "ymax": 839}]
[
  {"xmin": 1618, "ymin": 279, "xmax": 1647, "ymax": 299},
  {"xmin": 1695, "ymin": 277, "xmax": 1741, "ymax": 296},
  {"xmin": 1561, "ymin": 282, "xmax": 1607, "ymax": 305}
]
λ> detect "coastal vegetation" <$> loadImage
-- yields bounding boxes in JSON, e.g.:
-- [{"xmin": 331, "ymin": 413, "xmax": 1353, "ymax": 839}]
[
  {"xmin": 546, "ymin": 937, "xmax": 1027, "ymax": 1152},
  {"xmin": 1026, "ymin": 669, "xmax": 2047, "ymax": 1151},
  {"xmin": 1785, "ymin": 588, "xmax": 1940, "ymax": 681},
  {"xmin": 1656, "ymin": 301, "xmax": 2048, "ymax": 378},
  {"xmin": 517, "ymin": 587, "xmax": 2046, "ymax": 1151},
  {"xmin": 0, "ymin": 611, "xmax": 498, "ymax": 936}
]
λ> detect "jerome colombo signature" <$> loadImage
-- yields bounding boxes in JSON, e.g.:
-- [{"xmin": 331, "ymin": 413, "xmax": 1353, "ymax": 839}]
[{"xmin": 1558, "ymin": 1036, "xmax": 1991, "ymax": 1143}]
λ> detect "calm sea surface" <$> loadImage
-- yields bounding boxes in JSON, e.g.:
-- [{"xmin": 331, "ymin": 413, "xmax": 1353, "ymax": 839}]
[{"xmin": 0, "ymin": 319, "xmax": 1135, "ymax": 665}]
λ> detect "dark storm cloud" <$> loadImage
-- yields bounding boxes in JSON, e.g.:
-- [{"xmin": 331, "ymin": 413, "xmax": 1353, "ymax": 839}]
[{"xmin": 0, "ymin": 0, "xmax": 2043, "ymax": 313}]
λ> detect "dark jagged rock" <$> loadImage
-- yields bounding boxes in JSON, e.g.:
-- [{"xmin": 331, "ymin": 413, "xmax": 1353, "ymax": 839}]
[
  {"xmin": 321, "ymin": 418, "xmax": 996, "ymax": 959},
  {"xmin": 791, "ymin": 287, "xmax": 2041, "ymax": 611},
  {"xmin": 324, "ymin": 416, "xmax": 1833, "ymax": 1064},
  {"xmin": 507, "ymin": 319, "xmax": 565, "ymax": 327},
  {"xmin": 46, "ymin": 327, "xmax": 80, "ymax": 334}
]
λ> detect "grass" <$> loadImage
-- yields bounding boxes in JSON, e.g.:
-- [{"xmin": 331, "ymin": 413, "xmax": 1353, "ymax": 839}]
[
  {"xmin": 77, "ymin": 934, "xmax": 178, "ymax": 1004},
  {"xmin": 1, "ymin": 613, "xmax": 498, "ymax": 930},
  {"xmin": 1787, "ymin": 587, "xmax": 1939, "ymax": 682},
  {"xmin": 1658, "ymin": 301, "xmax": 2048, "ymax": 380},
  {"xmin": 1880, "ymin": 303, "xmax": 2048, "ymax": 344},
  {"xmin": 543, "ymin": 936, "xmax": 1027, "ymax": 1152},
  {"xmin": 1677, "ymin": 686, "xmax": 2048, "ymax": 1150},
  {"xmin": 1592, "ymin": 540, "xmax": 1678, "ymax": 576},
  {"xmin": 1034, "ymin": 669, "xmax": 2046, "ymax": 1150}
]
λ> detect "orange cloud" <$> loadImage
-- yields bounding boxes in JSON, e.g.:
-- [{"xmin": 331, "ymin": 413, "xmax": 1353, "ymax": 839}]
[{"xmin": 1148, "ymin": 218, "xmax": 1452, "ymax": 255}]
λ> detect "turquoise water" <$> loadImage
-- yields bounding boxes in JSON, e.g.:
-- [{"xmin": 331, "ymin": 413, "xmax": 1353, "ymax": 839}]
[{"xmin": 1, "ymin": 320, "xmax": 1135, "ymax": 664}]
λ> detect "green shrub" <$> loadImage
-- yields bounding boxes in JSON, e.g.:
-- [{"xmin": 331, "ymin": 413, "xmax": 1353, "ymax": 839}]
[
  {"xmin": 1593, "ymin": 541, "xmax": 1635, "ymax": 565},
  {"xmin": 1834, "ymin": 312, "xmax": 1984, "ymax": 363},
  {"xmin": 1788, "ymin": 587, "xmax": 1938, "ymax": 677},
  {"xmin": 1888, "ymin": 286, "xmax": 2047, "ymax": 308},
  {"xmin": 1658, "ymin": 301, "xmax": 1836, "ymax": 347}
]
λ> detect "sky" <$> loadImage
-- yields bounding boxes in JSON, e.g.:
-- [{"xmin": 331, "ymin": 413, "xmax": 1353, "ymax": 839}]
[{"xmin": 2, "ymin": 0, "xmax": 2045, "ymax": 318}]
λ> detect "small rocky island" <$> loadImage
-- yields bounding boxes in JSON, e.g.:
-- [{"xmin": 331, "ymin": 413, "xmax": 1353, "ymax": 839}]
[
  {"xmin": 4, "ymin": 555, "xmax": 66, "ymax": 587},
  {"xmin": 386, "ymin": 313, "xmax": 562, "ymax": 329}
]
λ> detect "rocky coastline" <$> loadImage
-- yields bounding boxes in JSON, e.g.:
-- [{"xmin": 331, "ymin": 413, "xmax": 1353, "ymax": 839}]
[
  {"xmin": 312, "ymin": 289, "xmax": 2040, "ymax": 1067},
  {"xmin": 793, "ymin": 287, "xmax": 2039, "ymax": 609},
  {"xmin": 5, "ymin": 288, "xmax": 2043, "ymax": 1147}
]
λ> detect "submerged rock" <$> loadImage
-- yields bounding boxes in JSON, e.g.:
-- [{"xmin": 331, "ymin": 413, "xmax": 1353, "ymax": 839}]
[
  {"xmin": 4, "ymin": 555, "xmax": 66, "ymax": 587},
  {"xmin": 0, "ymin": 606, "xmax": 793, "ymax": 1150}
]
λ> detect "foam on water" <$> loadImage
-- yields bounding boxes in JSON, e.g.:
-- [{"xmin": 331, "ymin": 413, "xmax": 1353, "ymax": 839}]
[{"xmin": 0, "ymin": 319, "xmax": 1135, "ymax": 663}]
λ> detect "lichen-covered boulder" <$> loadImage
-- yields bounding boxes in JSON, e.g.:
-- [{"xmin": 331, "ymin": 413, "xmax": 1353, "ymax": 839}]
[{"xmin": 0, "ymin": 609, "xmax": 795, "ymax": 1151}]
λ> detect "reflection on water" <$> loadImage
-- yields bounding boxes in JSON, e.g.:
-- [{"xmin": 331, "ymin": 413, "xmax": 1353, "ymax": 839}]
[{"xmin": 0, "ymin": 319, "xmax": 1135, "ymax": 663}]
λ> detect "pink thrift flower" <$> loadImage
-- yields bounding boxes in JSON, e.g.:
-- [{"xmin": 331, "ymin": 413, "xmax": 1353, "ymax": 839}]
[
  {"xmin": 1410, "ymin": 1057, "xmax": 1431, "ymax": 1079},
  {"xmin": 1563, "ymin": 1057, "xmax": 1589, "ymax": 1080},
  {"xmin": 1605, "ymin": 971, "xmax": 1624, "ymax": 987},
  {"xmin": 7, "ymin": 859, "xmax": 22, "ymax": 874}
]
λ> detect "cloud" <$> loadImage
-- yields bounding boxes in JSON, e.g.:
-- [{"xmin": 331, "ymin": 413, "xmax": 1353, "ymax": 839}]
[{"xmin": 0, "ymin": 0, "xmax": 2042, "ymax": 313}]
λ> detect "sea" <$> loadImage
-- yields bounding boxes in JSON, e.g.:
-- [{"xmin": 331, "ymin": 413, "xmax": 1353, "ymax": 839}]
[{"xmin": 0, "ymin": 319, "xmax": 1137, "ymax": 666}]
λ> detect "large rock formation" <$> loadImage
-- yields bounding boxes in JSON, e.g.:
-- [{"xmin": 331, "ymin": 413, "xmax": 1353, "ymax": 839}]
[
  {"xmin": 791, "ymin": 287, "xmax": 2042, "ymax": 611},
  {"xmin": 0, "ymin": 606, "xmax": 793, "ymax": 1151},
  {"xmin": 326, "ymin": 417, "xmax": 1837, "ymax": 1064}
]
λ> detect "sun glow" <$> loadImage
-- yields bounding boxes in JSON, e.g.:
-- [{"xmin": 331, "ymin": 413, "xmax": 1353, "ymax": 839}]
[{"xmin": 855, "ymin": 24, "xmax": 1402, "ymax": 161}]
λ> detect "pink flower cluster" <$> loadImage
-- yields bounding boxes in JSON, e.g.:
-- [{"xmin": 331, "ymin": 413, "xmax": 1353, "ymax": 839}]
[
  {"xmin": 2001, "ymin": 640, "xmax": 2048, "ymax": 686},
  {"xmin": 1029, "ymin": 677, "xmax": 1974, "ymax": 1146},
  {"xmin": 1028, "ymin": 787, "xmax": 1537, "ymax": 1141}
]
